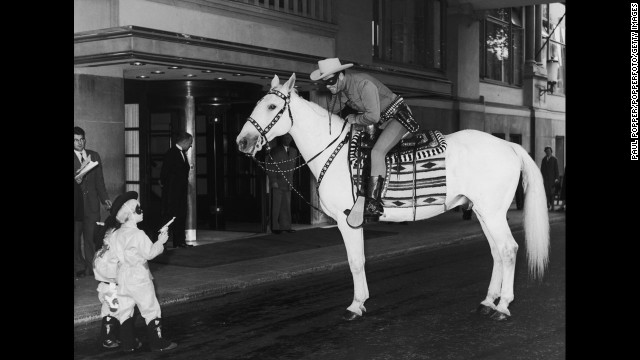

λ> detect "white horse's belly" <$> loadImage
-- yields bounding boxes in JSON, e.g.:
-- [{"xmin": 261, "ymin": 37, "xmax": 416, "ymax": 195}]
[{"xmin": 380, "ymin": 205, "xmax": 446, "ymax": 222}]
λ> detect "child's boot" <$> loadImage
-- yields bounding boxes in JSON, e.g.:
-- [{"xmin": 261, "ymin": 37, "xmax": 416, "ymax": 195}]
[
  {"xmin": 100, "ymin": 315, "xmax": 120, "ymax": 349},
  {"xmin": 119, "ymin": 317, "xmax": 142, "ymax": 352},
  {"xmin": 147, "ymin": 318, "xmax": 177, "ymax": 351}
]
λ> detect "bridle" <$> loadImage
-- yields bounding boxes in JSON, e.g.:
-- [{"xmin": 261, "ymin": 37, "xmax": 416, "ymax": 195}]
[
  {"xmin": 245, "ymin": 88, "xmax": 351, "ymax": 213},
  {"xmin": 247, "ymin": 88, "xmax": 293, "ymax": 153}
]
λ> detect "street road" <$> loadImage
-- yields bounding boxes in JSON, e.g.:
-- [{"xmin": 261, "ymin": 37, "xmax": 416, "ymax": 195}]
[{"xmin": 74, "ymin": 222, "xmax": 565, "ymax": 359}]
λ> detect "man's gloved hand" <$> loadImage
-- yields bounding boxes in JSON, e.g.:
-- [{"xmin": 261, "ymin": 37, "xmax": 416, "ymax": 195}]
[{"xmin": 346, "ymin": 114, "xmax": 358, "ymax": 124}]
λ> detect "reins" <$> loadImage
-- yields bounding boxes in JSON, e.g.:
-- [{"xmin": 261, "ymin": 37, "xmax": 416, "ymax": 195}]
[{"xmin": 246, "ymin": 89, "xmax": 351, "ymax": 214}]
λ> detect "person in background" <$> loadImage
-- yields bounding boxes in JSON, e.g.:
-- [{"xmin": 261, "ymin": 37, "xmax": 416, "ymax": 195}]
[
  {"xmin": 160, "ymin": 132, "xmax": 194, "ymax": 248},
  {"xmin": 559, "ymin": 167, "xmax": 566, "ymax": 211},
  {"xmin": 74, "ymin": 177, "xmax": 84, "ymax": 286},
  {"xmin": 74, "ymin": 126, "xmax": 112, "ymax": 277},
  {"xmin": 540, "ymin": 146, "xmax": 559, "ymax": 211},
  {"xmin": 266, "ymin": 134, "xmax": 298, "ymax": 234}
]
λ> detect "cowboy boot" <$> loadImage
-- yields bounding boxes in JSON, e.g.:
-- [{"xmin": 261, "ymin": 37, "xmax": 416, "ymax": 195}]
[
  {"xmin": 147, "ymin": 318, "xmax": 177, "ymax": 352},
  {"xmin": 100, "ymin": 316, "xmax": 120, "ymax": 349},
  {"xmin": 119, "ymin": 317, "xmax": 142, "ymax": 352},
  {"xmin": 364, "ymin": 175, "xmax": 384, "ymax": 219}
]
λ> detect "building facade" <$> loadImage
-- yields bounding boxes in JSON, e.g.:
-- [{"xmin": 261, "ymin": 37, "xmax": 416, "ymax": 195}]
[{"xmin": 74, "ymin": 0, "xmax": 566, "ymax": 238}]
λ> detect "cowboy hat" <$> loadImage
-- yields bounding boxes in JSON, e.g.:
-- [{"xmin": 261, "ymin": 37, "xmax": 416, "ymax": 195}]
[
  {"xmin": 310, "ymin": 58, "xmax": 354, "ymax": 81},
  {"xmin": 110, "ymin": 191, "xmax": 139, "ymax": 217}
]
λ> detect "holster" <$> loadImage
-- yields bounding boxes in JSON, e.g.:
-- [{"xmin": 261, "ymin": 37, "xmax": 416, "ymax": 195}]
[
  {"xmin": 394, "ymin": 103, "xmax": 420, "ymax": 133},
  {"xmin": 360, "ymin": 124, "xmax": 380, "ymax": 148},
  {"xmin": 379, "ymin": 97, "xmax": 420, "ymax": 134}
]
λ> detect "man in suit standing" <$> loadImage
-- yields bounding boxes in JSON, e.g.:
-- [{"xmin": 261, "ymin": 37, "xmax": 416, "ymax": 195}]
[
  {"xmin": 74, "ymin": 177, "xmax": 83, "ymax": 286},
  {"xmin": 266, "ymin": 134, "xmax": 298, "ymax": 234},
  {"xmin": 540, "ymin": 146, "xmax": 559, "ymax": 211},
  {"xmin": 74, "ymin": 126, "xmax": 112, "ymax": 277},
  {"xmin": 160, "ymin": 132, "xmax": 194, "ymax": 248}
]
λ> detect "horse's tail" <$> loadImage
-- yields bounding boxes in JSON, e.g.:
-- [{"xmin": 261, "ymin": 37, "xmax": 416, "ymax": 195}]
[{"xmin": 511, "ymin": 143, "xmax": 550, "ymax": 280}]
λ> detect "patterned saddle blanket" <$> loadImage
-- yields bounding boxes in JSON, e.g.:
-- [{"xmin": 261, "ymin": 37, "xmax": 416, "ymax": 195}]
[{"xmin": 348, "ymin": 129, "xmax": 448, "ymax": 209}]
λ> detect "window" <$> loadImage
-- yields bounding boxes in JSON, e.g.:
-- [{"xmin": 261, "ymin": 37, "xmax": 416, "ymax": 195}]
[
  {"xmin": 480, "ymin": 7, "xmax": 524, "ymax": 85},
  {"xmin": 373, "ymin": 0, "xmax": 443, "ymax": 70},
  {"xmin": 543, "ymin": 3, "xmax": 566, "ymax": 95},
  {"xmin": 125, "ymin": 104, "xmax": 141, "ymax": 196},
  {"xmin": 492, "ymin": 132, "xmax": 506, "ymax": 139}
]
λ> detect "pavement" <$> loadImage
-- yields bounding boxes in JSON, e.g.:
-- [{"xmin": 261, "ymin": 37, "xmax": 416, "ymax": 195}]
[{"xmin": 73, "ymin": 203, "xmax": 565, "ymax": 326}]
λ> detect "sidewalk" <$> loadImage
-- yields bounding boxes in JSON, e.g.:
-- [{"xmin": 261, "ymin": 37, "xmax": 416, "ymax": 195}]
[{"xmin": 74, "ymin": 205, "xmax": 565, "ymax": 326}]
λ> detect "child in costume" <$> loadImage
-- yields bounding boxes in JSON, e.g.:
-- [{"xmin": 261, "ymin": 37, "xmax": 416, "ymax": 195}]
[{"xmin": 109, "ymin": 191, "xmax": 177, "ymax": 352}]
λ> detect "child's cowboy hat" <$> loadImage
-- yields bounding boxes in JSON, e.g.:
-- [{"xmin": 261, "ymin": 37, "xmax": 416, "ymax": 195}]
[
  {"xmin": 110, "ymin": 191, "xmax": 139, "ymax": 217},
  {"xmin": 310, "ymin": 58, "xmax": 354, "ymax": 81}
]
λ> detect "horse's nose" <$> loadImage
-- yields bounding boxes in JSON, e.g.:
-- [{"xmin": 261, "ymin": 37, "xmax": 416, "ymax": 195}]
[{"xmin": 238, "ymin": 138, "xmax": 247, "ymax": 151}]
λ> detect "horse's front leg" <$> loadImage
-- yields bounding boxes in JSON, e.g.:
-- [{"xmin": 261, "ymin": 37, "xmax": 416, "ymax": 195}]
[{"xmin": 337, "ymin": 220, "xmax": 369, "ymax": 320}]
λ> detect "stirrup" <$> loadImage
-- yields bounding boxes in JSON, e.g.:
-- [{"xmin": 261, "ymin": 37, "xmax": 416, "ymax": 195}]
[{"xmin": 345, "ymin": 196, "xmax": 365, "ymax": 229}]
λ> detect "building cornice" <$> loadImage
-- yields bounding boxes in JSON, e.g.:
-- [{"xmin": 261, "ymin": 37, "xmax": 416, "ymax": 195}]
[
  {"xmin": 75, "ymin": 26, "xmax": 452, "ymax": 94},
  {"xmin": 144, "ymin": 0, "xmax": 337, "ymax": 35}
]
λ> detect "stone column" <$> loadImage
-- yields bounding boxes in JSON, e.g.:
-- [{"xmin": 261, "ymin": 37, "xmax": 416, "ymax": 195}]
[
  {"xmin": 535, "ymin": 5, "xmax": 543, "ymax": 65},
  {"xmin": 184, "ymin": 94, "xmax": 197, "ymax": 243},
  {"xmin": 446, "ymin": 7, "xmax": 482, "ymax": 131},
  {"xmin": 523, "ymin": 5, "xmax": 547, "ymax": 161},
  {"xmin": 525, "ymin": 6, "xmax": 536, "ymax": 67}
]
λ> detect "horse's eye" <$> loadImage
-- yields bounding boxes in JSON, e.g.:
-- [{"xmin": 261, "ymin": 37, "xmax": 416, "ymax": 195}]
[{"xmin": 268, "ymin": 104, "xmax": 277, "ymax": 110}]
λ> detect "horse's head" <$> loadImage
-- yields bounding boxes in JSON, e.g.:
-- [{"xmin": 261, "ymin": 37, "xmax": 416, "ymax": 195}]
[{"xmin": 236, "ymin": 73, "xmax": 297, "ymax": 156}]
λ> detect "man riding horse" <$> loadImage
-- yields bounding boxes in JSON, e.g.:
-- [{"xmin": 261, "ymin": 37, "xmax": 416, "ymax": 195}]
[
  {"xmin": 236, "ymin": 73, "xmax": 550, "ymax": 321},
  {"xmin": 310, "ymin": 58, "xmax": 420, "ymax": 221}
]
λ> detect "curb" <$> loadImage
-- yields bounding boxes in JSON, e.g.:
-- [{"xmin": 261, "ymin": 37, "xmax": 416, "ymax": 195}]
[{"xmin": 74, "ymin": 217, "xmax": 563, "ymax": 326}]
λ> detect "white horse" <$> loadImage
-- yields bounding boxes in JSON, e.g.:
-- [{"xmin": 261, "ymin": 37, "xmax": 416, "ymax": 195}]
[{"xmin": 236, "ymin": 74, "xmax": 549, "ymax": 321}]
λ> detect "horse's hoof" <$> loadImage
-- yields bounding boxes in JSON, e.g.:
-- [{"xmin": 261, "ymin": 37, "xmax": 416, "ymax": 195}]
[
  {"xmin": 342, "ymin": 310, "xmax": 362, "ymax": 321},
  {"xmin": 475, "ymin": 304, "xmax": 495, "ymax": 316},
  {"xmin": 490, "ymin": 311, "xmax": 510, "ymax": 321}
]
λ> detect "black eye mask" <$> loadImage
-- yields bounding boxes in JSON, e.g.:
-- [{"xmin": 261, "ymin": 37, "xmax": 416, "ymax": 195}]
[{"xmin": 322, "ymin": 75, "xmax": 339, "ymax": 86}]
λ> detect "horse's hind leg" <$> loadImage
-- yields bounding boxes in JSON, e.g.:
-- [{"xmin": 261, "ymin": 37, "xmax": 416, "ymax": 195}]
[
  {"xmin": 337, "ymin": 220, "xmax": 369, "ymax": 320},
  {"xmin": 480, "ymin": 215, "xmax": 519, "ymax": 321},
  {"xmin": 475, "ymin": 212, "xmax": 503, "ymax": 315}
]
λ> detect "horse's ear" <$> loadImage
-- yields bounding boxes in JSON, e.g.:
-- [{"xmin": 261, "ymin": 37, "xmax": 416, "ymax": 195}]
[
  {"xmin": 270, "ymin": 75, "xmax": 280, "ymax": 89},
  {"xmin": 282, "ymin": 73, "xmax": 296, "ymax": 93}
]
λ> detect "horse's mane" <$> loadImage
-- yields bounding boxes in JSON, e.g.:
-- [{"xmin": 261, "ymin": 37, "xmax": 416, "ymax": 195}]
[
  {"xmin": 269, "ymin": 84, "xmax": 344, "ymax": 124},
  {"xmin": 292, "ymin": 91, "xmax": 343, "ymax": 122}
]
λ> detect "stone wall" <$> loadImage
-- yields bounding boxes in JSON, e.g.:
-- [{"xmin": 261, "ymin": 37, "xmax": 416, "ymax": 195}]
[{"xmin": 74, "ymin": 73, "xmax": 126, "ymax": 219}]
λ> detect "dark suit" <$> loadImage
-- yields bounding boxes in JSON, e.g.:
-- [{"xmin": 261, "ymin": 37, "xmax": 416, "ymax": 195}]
[
  {"xmin": 541, "ymin": 155, "xmax": 559, "ymax": 208},
  {"xmin": 266, "ymin": 145, "xmax": 298, "ymax": 231},
  {"xmin": 74, "ymin": 150, "xmax": 109, "ymax": 273},
  {"xmin": 161, "ymin": 146, "xmax": 190, "ymax": 247},
  {"xmin": 74, "ymin": 179, "xmax": 84, "ymax": 276},
  {"xmin": 559, "ymin": 167, "xmax": 566, "ymax": 202}
]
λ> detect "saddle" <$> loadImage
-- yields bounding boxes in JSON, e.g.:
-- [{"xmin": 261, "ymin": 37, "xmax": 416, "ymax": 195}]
[{"xmin": 348, "ymin": 129, "xmax": 448, "ymax": 212}]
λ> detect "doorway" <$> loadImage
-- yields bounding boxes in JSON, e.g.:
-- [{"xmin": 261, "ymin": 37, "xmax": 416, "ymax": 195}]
[
  {"xmin": 196, "ymin": 101, "xmax": 266, "ymax": 233},
  {"xmin": 126, "ymin": 80, "xmax": 269, "ymax": 234}
]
